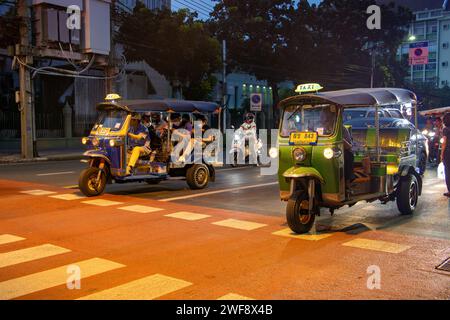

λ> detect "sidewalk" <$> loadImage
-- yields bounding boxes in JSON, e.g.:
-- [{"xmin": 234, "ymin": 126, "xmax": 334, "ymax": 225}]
[{"xmin": 0, "ymin": 148, "xmax": 85, "ymax": 164}]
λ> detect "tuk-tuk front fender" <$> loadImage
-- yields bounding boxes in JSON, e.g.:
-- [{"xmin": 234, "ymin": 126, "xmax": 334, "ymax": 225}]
[
  {"xmin": 283, "ymin": 166, "xmax": 325, "ymax": 184},
  {"xmin": 83, "ymin": 150, "xmax": 111, "ymax": 165}
]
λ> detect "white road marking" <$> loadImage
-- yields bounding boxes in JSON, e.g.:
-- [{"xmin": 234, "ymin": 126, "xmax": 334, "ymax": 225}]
[
  {"xmin": 0, "ymin": 258, "xmax": 125, "ymax": 300},
  {"xmin": 0, "ymin": 244, "xmax": 71, "ymax": 268},
  {"xmin": 212, "ymin": 219, "xmax": 267, "ymax": 231},
  {"xmin": 36, "ymin": 171, "xmax": 75, "ymax": 176},
  {"xmin": 20, "ymin": 190, "xmax": 57, "ymax": 196},
  {"xmin": 217, "ymin": 166, "xmax": 255, "ymax": 172},
  {"xmin": 165, "ymin": 211, "xmax": 211, "ymax": 221},
  {"xmin": 0, "ymin": 234, "xmax": 25, "ymax": 245},
  {"xmin": 82, "ymin": 199, "xmax": 124, "ymax": 207},
  {"xmin": 218, "ymin": 293, "xmax": 255, "ymax": 300},
  {"xmin": 118, "ymin": 205, "xmax": 163, "ymax": 213},
  {"xmin": 160, "ymin": 182, "xmax": 278, "ymax": 202},
  {"xmin": 50, "ymin": 194, "xmax": 85, "ymax": 201},
  {"xmin": 342, "ymin": 238, "xmax": 411, "ymax": 254},
  {"xmin": 272, "ymin": 228, "xmax": 333, "ymax": 241},
  {"xmin": 77, "ymin": 274, "xmax": 192, "ymax": 300}
]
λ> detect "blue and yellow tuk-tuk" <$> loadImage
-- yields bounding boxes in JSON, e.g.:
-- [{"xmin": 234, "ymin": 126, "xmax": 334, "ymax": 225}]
[
  {"xmin": 78, "ymin": 94, "xmax": 222, "ymax": 196},
  {"xmin": 277, "ymin": 87, "xmax": 423, "ymax": 234}
]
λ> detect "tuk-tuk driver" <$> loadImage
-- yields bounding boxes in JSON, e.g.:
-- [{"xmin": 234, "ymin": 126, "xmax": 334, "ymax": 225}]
[
  {"xmin": 318, "ymin": 107, "xmax": 335, "ymax": 136},
  {"xmin": 127, "ymin": 115, "xmax": 151, "ymax": 175}
]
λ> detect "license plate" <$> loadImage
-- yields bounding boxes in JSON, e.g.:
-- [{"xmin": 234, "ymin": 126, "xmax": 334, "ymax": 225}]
[{"xmin": 289, "ymin": 132, "xmax": 318, "ymax": 145}]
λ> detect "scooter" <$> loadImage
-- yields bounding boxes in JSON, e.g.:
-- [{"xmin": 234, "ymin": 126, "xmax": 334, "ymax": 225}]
[{"xmin": 229, "ymin": 127, "xmax": 263, "ymax": 167}]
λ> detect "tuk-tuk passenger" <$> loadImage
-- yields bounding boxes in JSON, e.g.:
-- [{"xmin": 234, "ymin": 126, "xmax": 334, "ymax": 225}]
[{"xmin": 127, "ymin": 115, "xmax": 151, "ymax": 175}]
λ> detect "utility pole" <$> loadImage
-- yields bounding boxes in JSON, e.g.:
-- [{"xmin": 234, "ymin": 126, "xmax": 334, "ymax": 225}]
[
  {"xmin": 17, "ymin": 0, "xmax": 35, "ymax": 159},
  {"xmin": 222, "ymin": 39, "xmax": 227, "ymax": 132},
  {"xmin": 370, "ymin": 49, "xmax": 375, "ymax": 88}
]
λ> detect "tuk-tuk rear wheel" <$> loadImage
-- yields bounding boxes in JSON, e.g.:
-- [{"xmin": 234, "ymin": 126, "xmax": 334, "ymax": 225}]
[
  {"xmin": 186, "ymin": 164, "xmax": 209, "ymax": 190},
  {"xmin": 286, "ymin": 192, "xmax": 317, "ymax": 234},
  {"xmin": 396, "ymin": 174, "xmax": 418, "ymax": 215},
  {"xmin": 79, "ymin": 167, "xmax": 107, "ymax": 197}
]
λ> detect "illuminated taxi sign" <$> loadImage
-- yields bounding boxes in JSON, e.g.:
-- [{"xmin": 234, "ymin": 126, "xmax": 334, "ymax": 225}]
[
  {"xmin": 105, "ymin": 93, "xmax": 122, "ymax": 101},
  {"xmin": 295, "ymin": 83, "xmax": 323, "ymax": 94}
]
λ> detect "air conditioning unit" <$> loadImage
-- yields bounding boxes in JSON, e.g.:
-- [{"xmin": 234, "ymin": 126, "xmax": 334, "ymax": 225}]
[{"xmin": 33, "ymin": 1, "xmax": 82, "ymax": 48}]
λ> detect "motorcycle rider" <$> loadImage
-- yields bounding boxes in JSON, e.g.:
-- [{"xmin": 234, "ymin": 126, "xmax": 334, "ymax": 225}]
[{"xmin": 239, "ymin": 112, "xmax": 259, "ymax": 163}]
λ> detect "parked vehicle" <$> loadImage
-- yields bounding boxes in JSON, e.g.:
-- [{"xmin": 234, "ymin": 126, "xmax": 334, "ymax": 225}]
[
  {"xmin": 343, "ymin": 107, "xmax": 406, "ymax": 121},
  {"xmin": 276, "ymin": 87, "xmax": 423, "ymax": 234},
  {"xmin": 344, "ymin": 117, "xmax": 428, "ymax": 175},
  {"xmin": 78, "ymin": 95, "xmax": 222, "ymax": 196}
]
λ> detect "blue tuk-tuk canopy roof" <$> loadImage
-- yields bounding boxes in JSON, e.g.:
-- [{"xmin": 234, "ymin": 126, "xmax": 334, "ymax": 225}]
[
  {"xmin": 97, "ymin": 99, "xmax": 221, "ymax": 113},
  {"xmin": 280, "ymin": 88, "xmax": 417, "ymax": 107}
]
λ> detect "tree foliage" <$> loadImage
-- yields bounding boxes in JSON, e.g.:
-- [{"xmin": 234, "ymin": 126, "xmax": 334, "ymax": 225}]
[
  {"xmin": 0, "ymin": 1, "xmax": 20, "ymax": 47},
  {"xmin": 117, "ymin": 3, "xmax": 221, "ymax": 100},
  {"xmin": 210, "ymin": 0, "xmax": 412, "ymax": 97}
]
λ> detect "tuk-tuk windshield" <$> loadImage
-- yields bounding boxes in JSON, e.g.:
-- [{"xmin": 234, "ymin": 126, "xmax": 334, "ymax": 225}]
[
  {"xmin": 94, "ymin": 110, "xmax": 128, "ymax": 132},
  {"xmin": 281, "ymin": 104, "xmax": 338, "ymax": 137}
]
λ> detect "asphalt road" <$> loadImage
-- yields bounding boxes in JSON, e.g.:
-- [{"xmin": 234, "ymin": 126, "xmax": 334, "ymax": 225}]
[
  {"xmin": 0, "ymin": 160, "xmax": 449, "ymax": 300},
  {"xmin": 0, "ymin": 160, "xmax": 449, "ymax": 240}
]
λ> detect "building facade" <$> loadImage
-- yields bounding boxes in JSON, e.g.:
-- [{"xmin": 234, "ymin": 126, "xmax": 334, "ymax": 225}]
[{"xmin": 397, "ymin": 4, "xmax": 450, "ymax": 87}]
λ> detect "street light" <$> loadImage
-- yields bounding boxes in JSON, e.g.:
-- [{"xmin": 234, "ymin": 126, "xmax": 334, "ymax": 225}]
[{"xmin": 408, "ymin": 35, "xmax": 416, "ymax": 41}]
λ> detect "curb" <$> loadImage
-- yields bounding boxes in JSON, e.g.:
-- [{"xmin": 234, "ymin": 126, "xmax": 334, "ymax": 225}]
[{"xmin": 0, "ymin": 153, "xmax": 84, "ymax": 165}]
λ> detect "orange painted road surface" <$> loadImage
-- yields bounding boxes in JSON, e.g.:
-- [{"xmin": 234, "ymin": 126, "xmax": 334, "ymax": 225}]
[{"xmin": 0, "ymin": 179, "xmax": 449, "ymax": 300}]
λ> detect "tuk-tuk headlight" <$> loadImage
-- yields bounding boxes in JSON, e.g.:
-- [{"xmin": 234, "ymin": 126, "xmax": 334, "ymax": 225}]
[
  {"xmin": 109, "ymin": 139, "xmax": 116, "ymax": 147},
  {"xmin": 440, "ymin": 137, "xmax": 444, "ymax": 144},
  {"xmin": 293, "ymin": 147, "xmax": 306, "ymax": 162},
  {"xmin": 92, "ymin": 137, "xmax": 100, "ymax": 147},
  {"xmin": 323, "ymin": 148, "xmax": 334, "ymax": 159},
  {"xmin": 81, "ymin": 137, "xmax": 89, "ymax": 145},
  {"xmin": 269, "ymin": 147, "xmax": 278, "ymax": 159},
  {"xmin": 422, "ymin": 129, "xmax": 428, "ymax": 136}
]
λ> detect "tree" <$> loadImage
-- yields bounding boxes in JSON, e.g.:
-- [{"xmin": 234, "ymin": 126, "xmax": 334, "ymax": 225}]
[
  {"xmin": 307, "ymin": 0, "xmax": 412, "ymax": 89},
  {"xmin": 117, "ymin": 3, "xmax": 221, "ymax": 100},
  {"xmin": 0, "ymin": 1, "xmax": 20, "ymax": 48},
  {"xmin": 210, "ymin": 0, "xmax": 299, "ymax": 124}
]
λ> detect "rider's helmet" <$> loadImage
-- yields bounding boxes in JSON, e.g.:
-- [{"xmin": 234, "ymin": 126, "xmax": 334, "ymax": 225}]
[{"xmin": 244, "ymin": 112, "xmax": 255, "ymax": 124}]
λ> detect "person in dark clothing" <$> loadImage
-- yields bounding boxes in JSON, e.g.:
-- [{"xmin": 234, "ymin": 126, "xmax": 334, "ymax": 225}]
[
  {"xmin": 441, "ymin": 113, "xmax": 450, "ymax": 197},
  {"xmin": 343, "ymin": 125, "xmax": 355, "ymax": 188}
]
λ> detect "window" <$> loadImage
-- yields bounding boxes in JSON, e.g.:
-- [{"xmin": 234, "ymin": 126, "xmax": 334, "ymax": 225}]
[
  {"xmin": 443, "ymin": 42, "xmax": 449, "ymax": 49},
  {"xmin": 444, "ymin": 24, "xmax": 450, "ymax": 30},
  {"xmin": 442, "ymin": 61, "xmax": 449, "ymax": 67},
  {"xmin": 413, "ymin": 65, "xmax": 424, "ymax": 71},
  {"xmin": 426, "ymin": 63, "xmax": 437, "ymax": 70},
  {"xmin": 413, "ymin": 22, "xmax": 425, "ymax": 35}
]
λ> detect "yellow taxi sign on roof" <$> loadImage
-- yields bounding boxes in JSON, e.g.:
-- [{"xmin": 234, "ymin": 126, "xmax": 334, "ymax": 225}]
[
  {"xmin": 295, "ymin": 83, "xmax": 323, "ymax": 94},
  {"xmin": 105, "ymin": 93, "xmax": 122, "ymax": 101}
]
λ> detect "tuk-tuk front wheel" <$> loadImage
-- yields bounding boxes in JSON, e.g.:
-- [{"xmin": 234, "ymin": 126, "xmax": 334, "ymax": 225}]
[
  {"xmin": 286, "ymin": 192, "xmax": 318, "ymax": 234},
  {"xmin": 79, "ymin": 167, "xmax": 107, "ymax": 197},
  {"xmin": 186, "ymin": 164, "xmax": 209, "ymax": 190},
  {"xmin": 396, "ymin": 174, "xmax": 418, "ymax": 215}
]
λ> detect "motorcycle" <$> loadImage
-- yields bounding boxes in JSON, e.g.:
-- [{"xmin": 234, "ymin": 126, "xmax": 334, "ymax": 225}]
[
  {"xmin": 422, "ymin": 128, "xmax": 441, "ymax": 166},
  {"xmin": 229, "ymin": 127, "xmax": 263, "ymax": 167}
]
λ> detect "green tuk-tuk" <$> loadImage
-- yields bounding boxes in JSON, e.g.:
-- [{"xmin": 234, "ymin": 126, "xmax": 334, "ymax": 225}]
[{"xmin": 277, "ymin": 87, "xmax": 423, "ymax": 234}]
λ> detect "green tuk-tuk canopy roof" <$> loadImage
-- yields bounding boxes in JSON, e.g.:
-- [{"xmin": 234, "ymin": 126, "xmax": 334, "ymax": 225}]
[
  {"xmin": 280, "ymin": 88, "xmax": 417, "ymax": 107},
  {"xmin": 97, "ymin": 99, "xmax": 221, "ymax": 113}
]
